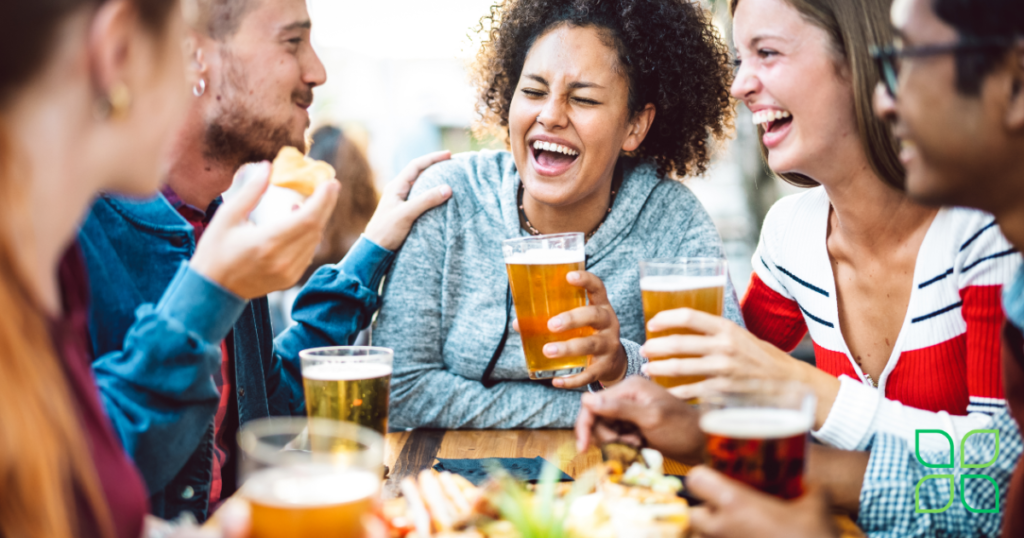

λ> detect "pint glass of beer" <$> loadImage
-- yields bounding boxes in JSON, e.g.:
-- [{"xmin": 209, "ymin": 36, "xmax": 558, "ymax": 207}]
[
  {"xmin": 300, "ymin": 346, "xmax": 393, "ymax": 435},
  {"xmin": 699, "ymin": 380, "xmax": 816, "ymax": 499},
  {"xmin": 503, "ymin": 232, "xmax": 593, "ymax": 379},
  {"xmin": 640, "ymin": 258, "xmax": 728, "ymax": 389},
  {"xmin": 238, "ymin": 417, "xmax": 384, "ymax": 538}
]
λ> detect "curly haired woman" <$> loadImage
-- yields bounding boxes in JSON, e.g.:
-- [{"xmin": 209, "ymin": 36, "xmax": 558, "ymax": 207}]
[{"xmin": 375, "ymin": 0, "xmax": 741, "ymax": 429}]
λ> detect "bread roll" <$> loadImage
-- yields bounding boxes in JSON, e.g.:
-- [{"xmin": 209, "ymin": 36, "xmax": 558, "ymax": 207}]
[{"xmin": 268, "ymin": 146, "xmax": 336, "ymax": 196}]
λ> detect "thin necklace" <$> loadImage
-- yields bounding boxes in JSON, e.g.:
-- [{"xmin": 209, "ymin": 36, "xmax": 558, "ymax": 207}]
[{"xmin": 517, "ymin": 165, "xmax": 623, "ymax": 241}]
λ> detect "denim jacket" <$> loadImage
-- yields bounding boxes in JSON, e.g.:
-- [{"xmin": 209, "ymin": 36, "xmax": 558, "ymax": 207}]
[{"xmin": 78, "ymin": 193, "xmax": 394, "ymax": 521}]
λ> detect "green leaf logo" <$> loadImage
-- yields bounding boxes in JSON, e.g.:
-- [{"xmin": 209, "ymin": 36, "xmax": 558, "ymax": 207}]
[
  {"xmin": 915, "ymin": 474, "xmax": 954, "ymax": 513},
  {"xmin": 913, "ymin": 429, "xmax": 1002, "ymax": 513},
  {"xmin": 960, "ymin": 474, "xmax": 1000, "ymax": 514},
  {"xmin": 961, "ymin": 429, "xmax": 999, "ymax": 469},
  {"xmin": 915, "ymin": 430, "xmax": 954, "ymax": 468}
]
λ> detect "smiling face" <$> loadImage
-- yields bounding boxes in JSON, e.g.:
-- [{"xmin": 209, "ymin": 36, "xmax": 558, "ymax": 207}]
[
  {"xmin": 202, "ymin": 0, "xmax": 326, "ymax": 167},
  {"xmin": 509, "ymin": 24, "xmax": 649, "ymax": 209},
  {"xmin": 873, "ymin": 0, "xmax": 1010, "ymax": 209},
  {"xmin": 731, "ymin": 0, "xmax": 863, "ymax": 181}
]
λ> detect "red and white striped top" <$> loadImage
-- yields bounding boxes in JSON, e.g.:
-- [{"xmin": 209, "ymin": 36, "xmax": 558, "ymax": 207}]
[{"xmin": 742, "ymin": 188, "xmax": 1020, "ymax": 450}]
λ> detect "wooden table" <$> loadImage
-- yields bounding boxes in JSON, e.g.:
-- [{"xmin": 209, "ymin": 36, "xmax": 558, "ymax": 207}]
[{"xmin": 384, "ymin": 429, "xmax": 864, "ymax": 538}]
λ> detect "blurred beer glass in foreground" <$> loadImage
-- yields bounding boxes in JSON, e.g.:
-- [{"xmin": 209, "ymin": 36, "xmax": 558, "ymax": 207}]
[
  {"xmin": 699, "ymin": 380, "xmax": 815, "ymax": 500},
  {"xmin": 640, "ymin": 258, "xmax": 727, "ymax": 388},
  {"xmin": 503, "ymin": 232, "xmax": 593, "ymax": 379},
  {"xmin": 300, "ymin": 346, "xmax": 393, "ymax": 435},
  {"xmin": 238, "ymin": 417, "xmax": 384, "ymax": 538}
]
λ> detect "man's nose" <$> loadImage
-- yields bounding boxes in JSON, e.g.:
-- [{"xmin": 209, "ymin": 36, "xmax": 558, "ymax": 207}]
[
  {"xmin": 873, "ymin": 82, "xmax": 897, "ymax": 121},
  {"xmin": 303, "ymin": 46, "xmax": 328, "ymax": 87}
]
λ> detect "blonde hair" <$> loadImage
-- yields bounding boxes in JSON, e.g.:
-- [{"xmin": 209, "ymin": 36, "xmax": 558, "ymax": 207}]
[
  {"xmin": 0, "ymin": 128, "xmax": 114, "ymax": 538},
  {"xmin": 0, "ymin": 0, "xmax": 181, "ymax": 535}
]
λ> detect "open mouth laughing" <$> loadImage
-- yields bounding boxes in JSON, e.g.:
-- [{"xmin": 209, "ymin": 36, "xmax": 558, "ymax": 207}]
[
  {"xmin": 752, "ymin": 108, "xmax": 793, "ymax": 149},
  {"xmin": 529, "ymin": 137, "xmax": 580, "ymax": 176}
]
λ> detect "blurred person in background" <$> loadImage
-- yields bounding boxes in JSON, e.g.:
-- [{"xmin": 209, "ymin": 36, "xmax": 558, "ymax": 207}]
[
  {"xmin": 374, "ymin": 0, "xmax": 740, "ymax": 430},
  {"xmin": 578, "ymin": 0, "xmax": 1024, "ymax": 536},
  {"xmin": 0, "ymin": 0, "xmax": 186, "ymax": 536},
  {"xmin": 641, "ymin": 0, "xmax": 1020, "ymax": 455},
  {"xmin": 78, "ymin": 0, "xmax": 452, "ymax": 523},
  {"xmin": 267, "ymin": 125, "xmax": 380, "ymax": 337}
]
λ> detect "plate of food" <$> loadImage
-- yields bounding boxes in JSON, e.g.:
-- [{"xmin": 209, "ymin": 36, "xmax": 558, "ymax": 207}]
[{"xmin": 381, "ymin": 443, "xmax": 690, "ymax": 538}]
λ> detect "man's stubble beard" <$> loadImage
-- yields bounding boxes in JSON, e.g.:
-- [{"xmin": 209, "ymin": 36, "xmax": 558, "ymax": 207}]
[{"xmin": 202, "ymin": 49, "xmax": 313, "ymax": 170}]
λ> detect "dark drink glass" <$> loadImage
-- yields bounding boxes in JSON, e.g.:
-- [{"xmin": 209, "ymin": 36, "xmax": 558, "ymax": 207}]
[{"xmin": 699, "ymin": 380, "xmax": 815, "ymax": 499}]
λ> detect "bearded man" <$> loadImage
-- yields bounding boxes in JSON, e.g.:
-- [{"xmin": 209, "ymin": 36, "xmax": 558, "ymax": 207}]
[{"xmin": 78, "ymin": 0, "xmax": 452, "ymax": 521}]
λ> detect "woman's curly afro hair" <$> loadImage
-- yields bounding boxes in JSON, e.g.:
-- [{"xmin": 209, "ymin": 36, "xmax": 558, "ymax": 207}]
[{"xmin": 472, "ymin": 0, "xmax": 734, "ymax": 178}]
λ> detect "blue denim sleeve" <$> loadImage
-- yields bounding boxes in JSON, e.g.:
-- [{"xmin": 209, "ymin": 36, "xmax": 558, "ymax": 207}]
[
  {"xmin": 857, "ymin": 409, "xmax": 1021, "ymax": 537},
  {"xmin": 273, "ymin": 235, "xmax": 395, "ymax": 374},
  {"xmin": 92, "ymin": 262, "xmax": 246, "ymax": 493}
]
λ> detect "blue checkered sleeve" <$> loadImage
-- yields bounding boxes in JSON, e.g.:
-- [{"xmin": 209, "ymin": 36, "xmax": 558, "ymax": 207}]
[{"xmin": 857, "ymin": 409, "xmax": 1022, "ymax": 537}]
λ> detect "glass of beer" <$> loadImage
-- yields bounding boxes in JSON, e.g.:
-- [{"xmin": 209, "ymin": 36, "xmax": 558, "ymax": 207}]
[
  {"xmin": 699, "ymin": 379, "xmax": 816, "ymax": 499},
  {"xmin": 503, "ymin": 232, "xmax": 593, "ymax": 379},
  {"xmin": 299, "ymin": 346, "xmax": 393, "ymax": 435},
  {"xmin": 238, "ymin": 417, "xmax": 384, "ymax": 538},
  {"xmin": 640, "ymin": 257, "xmax": 728, "ymax": 388}
]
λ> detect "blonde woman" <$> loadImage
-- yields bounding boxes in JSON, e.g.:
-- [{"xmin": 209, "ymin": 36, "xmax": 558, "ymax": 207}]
[{"xmin": 643, "ymin": 0, "xmax": 1019, "ymax": 452}]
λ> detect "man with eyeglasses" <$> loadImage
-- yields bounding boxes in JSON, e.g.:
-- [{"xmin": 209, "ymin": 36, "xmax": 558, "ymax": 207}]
[{"xmin": 574, "ymin": 0, "xmax": 1024, "ymax": 536}]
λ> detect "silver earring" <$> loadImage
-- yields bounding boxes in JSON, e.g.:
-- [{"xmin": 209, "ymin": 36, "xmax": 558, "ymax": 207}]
[{"xmin": 193, "ymin": 78, "xmax": 206, "ymax": 97}]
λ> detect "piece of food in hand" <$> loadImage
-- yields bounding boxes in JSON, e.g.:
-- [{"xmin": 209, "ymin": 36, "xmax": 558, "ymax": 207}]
[
  {"xmin": 601, "ymin": 442, "xmax": 647, "ymax": 478},
  {"xmin": 268, "ymin": 146, "xmax": 336, "ymax": 197}
]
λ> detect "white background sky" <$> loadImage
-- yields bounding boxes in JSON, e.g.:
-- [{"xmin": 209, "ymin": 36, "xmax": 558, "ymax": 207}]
[{"xmin": 309, "ymin": 0, "xmax": 497, "ymax": 59}]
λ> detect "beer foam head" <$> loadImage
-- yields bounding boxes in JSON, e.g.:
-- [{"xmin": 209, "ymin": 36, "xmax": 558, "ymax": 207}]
[
  {"xmin": 640, "ymin": 275, "xmax": 728, "ymax": 292},
  {"xmin": 244, "ymin": 467, "xmax": 379, "ymax": 507},
  {"xmin": 504, "ymin": 249, "xmax": 584, "ymax": 265},
  {"xmin": 303, "ymin": 362, "xmax": 392, "ymax": 381},
  {"xmin": 699, "ymin": 408, "xmax": 811, "ymax": 439}
]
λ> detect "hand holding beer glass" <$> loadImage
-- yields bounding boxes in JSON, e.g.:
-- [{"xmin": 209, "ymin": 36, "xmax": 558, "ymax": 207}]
[
  {"xmin": 504, "ymin": 233, "xmax": 627, "ymax": 387},
  {"xmin": 640, "ymin": 258, "xmax": 727, "ymax": 389},
  {"xmin": 699, "ymin": 379, "xmax": 815, "ymax": 500},
  {"xmin": 504, "ymin": 233, "xmax": 592, "ymax": 380},
  {"xmin": 238, "ymin": 417, "xmax": 384, "ymax": 538},
  {"xmin": 300, "ymin": 346, "xmax": 393, "ymax": 435}
]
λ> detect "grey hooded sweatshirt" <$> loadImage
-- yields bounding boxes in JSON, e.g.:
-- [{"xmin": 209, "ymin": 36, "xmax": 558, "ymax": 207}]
[{"xmin": 375, "ymin": 150, "xmax": 743, "ymax": 430}]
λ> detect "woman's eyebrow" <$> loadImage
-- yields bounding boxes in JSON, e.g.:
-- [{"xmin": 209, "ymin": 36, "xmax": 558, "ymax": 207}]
[
  {"xmin": 524, "ymin": 74, "xmax": 602, "ymax": 89},
  {"xmin": 749, "ymin": 33, "xmax": 788, "ymax": 47},
  {"xmin": 568, "ymin": 81, "xmax": 603, "ymax": 89},
  {"xmin": 525, "ymin": 74, "xmax": 550, "ymax": 86}
]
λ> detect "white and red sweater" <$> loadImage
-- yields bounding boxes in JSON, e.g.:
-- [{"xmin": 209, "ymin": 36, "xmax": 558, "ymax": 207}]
[{"xmin": 743, "ymin": 188, "xmax": 1020, "ymax": 451}]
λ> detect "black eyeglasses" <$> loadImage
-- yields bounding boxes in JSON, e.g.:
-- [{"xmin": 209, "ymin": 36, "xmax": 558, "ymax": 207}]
[{"xmin": 870, "ymin": 38, "xmax": 1016, "ymax": 98}]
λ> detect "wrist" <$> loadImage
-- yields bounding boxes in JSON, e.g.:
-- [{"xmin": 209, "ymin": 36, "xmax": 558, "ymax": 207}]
[{"xmin": 598, "ymin": 345, "xmax": 629, "ymax": 386}]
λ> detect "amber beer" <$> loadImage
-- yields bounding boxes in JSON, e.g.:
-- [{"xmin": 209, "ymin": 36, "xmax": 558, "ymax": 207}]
[
  {"xmin": 299, "ymin": 347, "xmax": 393, "ymax": 436},
  {"xmin": 247, "ymin": 467, "xmax": 379, "ymax": 538},
  {"xmin": 640, "ymin": 258, "xmax": 727, "ymax": 389},
  {"xmin": 504, "ymin": 233, "xmax": 592, "ymax": 379},
  {"xmin": 699, "ymin": 380, "xmax": 815, "ymax": 500},
  {"xmin": 700, "ymin": 408, "xmax": 809, "ymax": 499},
  {"xmin": 303, "ymin": 363, "xmax": 391, "ymax": 435},
  {"xmin": 238, "ymin": 418, "xmax": 384, "ymax": 538}
]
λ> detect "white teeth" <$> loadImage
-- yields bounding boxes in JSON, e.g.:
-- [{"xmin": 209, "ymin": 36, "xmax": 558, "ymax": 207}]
[
  {"xmin": 531, "ymin": 140, "xmax": 579, "ymax": 156},
  {"xmin": 752, "ymin": 109, "xmax": 792, "ymax": 127}
]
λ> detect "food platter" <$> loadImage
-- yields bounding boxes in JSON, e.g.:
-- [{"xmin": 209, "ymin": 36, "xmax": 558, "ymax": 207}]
[{"xmin": 382, "ymin": 445, "xmax": 690, "ymax": 538}]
